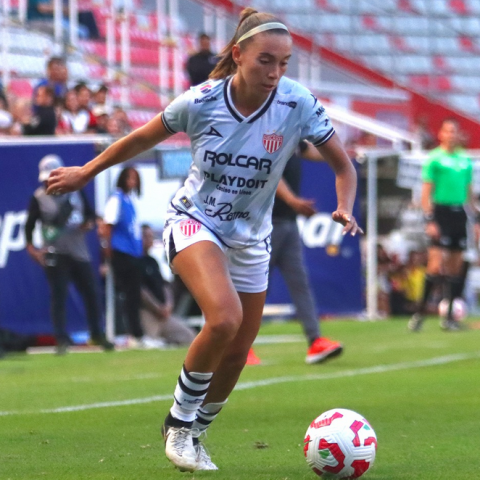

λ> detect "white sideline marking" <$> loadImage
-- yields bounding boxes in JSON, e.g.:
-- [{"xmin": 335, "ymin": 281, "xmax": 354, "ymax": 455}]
[{"xmin": 1, "ymin": 351, "xmax": 479, "ymax": 417}]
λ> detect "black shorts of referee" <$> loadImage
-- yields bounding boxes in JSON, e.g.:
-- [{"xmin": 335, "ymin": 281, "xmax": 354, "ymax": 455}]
[{"xmin": 430, "ymin": 204, "xmax": 467, "ymax": 251}]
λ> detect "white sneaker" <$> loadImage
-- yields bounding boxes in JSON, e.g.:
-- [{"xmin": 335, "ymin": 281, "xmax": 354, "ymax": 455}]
[
  {"xmin": 163, "ymin": 425, "xmax": 197, "ymax": 472},
  {"xmin": 196, "ymin": 443, "xmax": 218, "ymax": 470},
  {"xmin": 139, "ymin": 336, "xmax": 166, "ymax": 349}
]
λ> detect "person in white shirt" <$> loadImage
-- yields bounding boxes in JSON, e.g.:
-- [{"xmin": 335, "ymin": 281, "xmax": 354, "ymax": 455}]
[{"xmin": 46, "ymin": 7, "xmax": 362, "ymax": 473}]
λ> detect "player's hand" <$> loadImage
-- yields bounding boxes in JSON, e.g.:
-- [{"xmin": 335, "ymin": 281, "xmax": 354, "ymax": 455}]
[
  {"xmin": 332, "ymin": 210, "xmax": 364, "ymax": 236},
  {"xmin": 291, "ymin": 197, "xmax": 317, "ymax": 218},
  {"xmin": 27, "ymin": 245, "xmax": 46, "ymax": 266},
  {"xmin": 425, "ymin": 221, "xmax": 440, "ymax": 240},
  {"xmin": 46, "ymin": 166, "xmax": 89, "ymax": 195}
]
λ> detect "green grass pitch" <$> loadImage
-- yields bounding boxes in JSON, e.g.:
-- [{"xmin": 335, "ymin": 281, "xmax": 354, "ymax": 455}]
[{"xmin": 1, "ymin": 318, "xmax": 480, "ymax": 479}]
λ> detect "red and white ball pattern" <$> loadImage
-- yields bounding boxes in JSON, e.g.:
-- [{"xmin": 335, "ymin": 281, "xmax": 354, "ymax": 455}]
[
  {"xmin": 304, "ymin": 408, "xmax": 377, "ymax": 479},
  {"xmin": 438, "ymin": 298, "xmax": 467, "ymax": 322}
]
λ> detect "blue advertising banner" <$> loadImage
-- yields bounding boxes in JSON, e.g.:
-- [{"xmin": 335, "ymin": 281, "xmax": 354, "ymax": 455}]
[
  {"xmin": 0, "ymin": 142, "xmax": 364, "ymax": 337},
  {"xmin": 0, "ymin": 142, "xmax": 101, "ymax": 335},
  {"xmin": 266, "ymin": 160, "xmax": 364, "ymax": 316}
]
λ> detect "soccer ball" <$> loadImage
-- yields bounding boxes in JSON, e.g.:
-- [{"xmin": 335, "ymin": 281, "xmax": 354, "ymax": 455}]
[
  {"xmin": 304, "ymin": 408, "xmax": 377, "ymax": 478},
  {"xmin": 438, "ymin": 298, "xmax": 467, "ymax": 321}
]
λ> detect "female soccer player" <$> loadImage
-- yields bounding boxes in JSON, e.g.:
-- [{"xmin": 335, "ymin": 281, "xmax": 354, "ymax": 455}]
[{"xmin": 47, "ymin": 8, "xmax": 362, "ymax": 472}]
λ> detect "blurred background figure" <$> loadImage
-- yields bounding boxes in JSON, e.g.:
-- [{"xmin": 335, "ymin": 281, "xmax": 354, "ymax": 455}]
[
  {"xmin": 74, "ymin": 82, "xmax": 97, "ymax": 132},
  {"xmin": 27, "ymin": 0, "xmax": 100, "ymax": 39},
  {"xmin": 269, "ymin": 140, "xmax": 343, "ymax": 364},
  {"xmin": 23, "ymin": 85, "xmax": 56, "ymax": 136},
  {"xmin": 92, "ymin": 105, "xmax": 111, "ymax": 134},
  {"xmin": 0, "ymin": 96, "xmax": 13, "ymax": 135},
  {"xmin": 140, "ymin": 225, "xmax": 196, "ymax": 346},
  {"xmin": 92, "ymin": 84, "xmax": 109, "ymax": 108},
  {"xmin": 56, "ymin": 89, "xmax": 91, "ymax": 134},
  {"xmin": 409, "ymin": 119, "xmax": 476, "ymax": 332},
  {"xmin": 111, "ymin": 106, "xmax": 133, "ymax": 136},
  {"xmin": 24, "ymin": 155, "xmax": 113, "ymax": 354},
  {"xmin": 186, "ymin": 33, "xmax": 218, "ymax": 86},
  {"xmin": 103, "ymin": 167, "xmax": 162, "ymax": 348},
  {"xmin": 33, "ymin": 57, "xmax": 69, "ymax": 106}
]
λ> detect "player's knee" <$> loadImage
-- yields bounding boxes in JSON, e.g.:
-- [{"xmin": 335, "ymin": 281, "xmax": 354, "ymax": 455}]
[{"xmin": 204, "ymin": 306, "xmax": 243, "ymax": 342}]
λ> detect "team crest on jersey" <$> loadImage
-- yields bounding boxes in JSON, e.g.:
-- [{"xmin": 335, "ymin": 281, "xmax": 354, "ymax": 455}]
[
  {"xmin": 179, "ymin": 219, "xmax": 202, "ymax": 237},
  {"xmin": 263, "ymin": 133, "xmax": 283, "ymax": 154}
]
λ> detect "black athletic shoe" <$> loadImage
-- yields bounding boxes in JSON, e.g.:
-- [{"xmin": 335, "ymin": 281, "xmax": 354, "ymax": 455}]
[{"xmin": 89, "ymin": 335, "xmax": 115, "ymax": 351}]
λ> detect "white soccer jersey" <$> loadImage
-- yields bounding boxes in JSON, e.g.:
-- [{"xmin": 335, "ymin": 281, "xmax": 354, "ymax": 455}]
[{"xmin": 162, "ymin": 75, "xmax": 335, "ymax": 249}]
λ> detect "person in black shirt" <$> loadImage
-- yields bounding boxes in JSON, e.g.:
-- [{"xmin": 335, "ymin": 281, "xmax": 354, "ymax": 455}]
[
  {"xmin": 269, "ymin": 140, "xmax": 343, "ymax": 364},
  {"xmin": 186, "ymin": 33, "xmax": 218, "ymax": 86},
  {"xmin": 140, "ymin": 225, "xmax": 196, "ymax": 346},
  {"xmin": 23, "ymin": 85, "xmax": 56, "ymax": 135}
]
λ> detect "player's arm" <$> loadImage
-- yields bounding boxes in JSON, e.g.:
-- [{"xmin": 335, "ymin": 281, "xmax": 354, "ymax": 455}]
[
  {"xmin": 421, "ymin": 182, "xmax": 440, "ymax": 240},
  {"xmin": 276, "ymin": 178, "xmax": 316, "ymax": 218},
  {"xmin": 300, "ymin": 140, "xmax": 324, "ymax": 162},
  {"xmin": 47, "ymin": 113, "xmax": 173, "ymax": 194},
  {"xmin": 316, "ymin": 134, "xmax": 363, "ymax": 236},
  {"xmin": 421, "ymin": 181, "xmax": 434, "ymax": 218}
]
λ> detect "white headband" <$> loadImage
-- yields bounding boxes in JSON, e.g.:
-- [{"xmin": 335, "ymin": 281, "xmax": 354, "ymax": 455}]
[{"xmin": 236, "ymin": 22, "xmax": 289, "ymax": 45}]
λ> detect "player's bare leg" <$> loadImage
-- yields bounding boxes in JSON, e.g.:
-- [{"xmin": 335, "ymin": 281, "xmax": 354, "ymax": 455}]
[
  {"xmin": 162, "ymin": 241, "xmax": 243, "ymax": 471},
  {"xmin": 191, "ymin": 290, "xmax": 266, "ymax": 470}
]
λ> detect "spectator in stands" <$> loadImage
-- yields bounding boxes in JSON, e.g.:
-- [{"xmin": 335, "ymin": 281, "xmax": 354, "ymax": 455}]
[
  {"xmin": 25, "ymin": 155, "xmax": 114, "ymax": 354},
  {"xmin": 34, "ymin": 57, "xmax": 68, "ymax": 105},
  {"xmin": 9, "ymin": 98, "xmax": 31, "ymax": 136},
  {"xmin": 74, "ymin": 82, "xmax": 97, "ymax": 132},
  {"xmin": 0, "ymin": 82, "xmax": 7, "ymax": 107},
  {"xmin": 111, "ymin": 106, "xmax": 132, "ymax": 136},
  {"xmin": 22, "ymin": 85, "xmax": 57, "ymax": 136},
  {"xmin": 186, "ymin": 33, "xmax": 218, "ymax": 86},
  {"xmin": 105, "ymin": 116, "xmax": 122, "ymax": 137},
  {"xmin": 92, "ymin": 84, "xmax": 109, "ymax": 108},
  {"xmin": 57, "ymin": 89, "xmax": 92, "ymax": 134},
  {"xmin": 27, "ymin": 0, "xmax": 100, "ymax": 39},
  {"xmin": 92, "ymin": 105, "xmax": 111, "ymax": 134},
  {"xmin": 403, "ymin": 250, "xmax": 426, "ymax": 310},
  {"xmin": 140, "ymin": 225, "xmax": 197, "ymax": 346},
  {"xmin": 0, "ymin": 96, "xmax": 13, "ymax": 135},
  {"xmin": 103, "ymin": 167, "xmax": 163, "ymax": 349}
]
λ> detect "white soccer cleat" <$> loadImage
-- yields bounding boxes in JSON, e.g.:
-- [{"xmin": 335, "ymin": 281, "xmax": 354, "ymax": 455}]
[
  {"xmin": 195, "ymin": 443, "xmax": 218, "ymax": 470},
  {"xmin": 162, "ymin": 425, "xmax": 197, "ymax": 472}
]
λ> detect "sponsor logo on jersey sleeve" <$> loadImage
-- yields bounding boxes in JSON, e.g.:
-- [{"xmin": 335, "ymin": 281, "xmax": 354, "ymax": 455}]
[
  {"xmin": 263, "ymin": 133, "xmax": 283, "ymax": 154},
  {"xmin": 179, "ymin": 219, "xmax": 202, "ymax": 237},
  {"xmin": 205, "ymin": 126, "xmax": 223, "ymax": 137}
]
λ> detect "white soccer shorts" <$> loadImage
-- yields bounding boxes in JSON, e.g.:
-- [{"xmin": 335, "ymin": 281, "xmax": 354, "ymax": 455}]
[{"xmin": 163, "ymin": 213, "xmax": 271, "ymax": 293}]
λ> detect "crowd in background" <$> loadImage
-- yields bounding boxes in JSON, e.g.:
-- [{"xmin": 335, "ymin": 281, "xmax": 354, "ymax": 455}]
[
  {"xmin": 0, "ymin": 57, "xmax": 132, "ymax": 138},
  {"xmin": 376, "ymin": 245, "xmax": 428, "ymax": 318}
]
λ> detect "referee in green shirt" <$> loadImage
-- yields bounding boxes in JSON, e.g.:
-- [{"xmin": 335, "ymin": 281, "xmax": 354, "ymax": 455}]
[{"xmin": 409, "ymin": 118, "xmax": 477, "ymax": 331}]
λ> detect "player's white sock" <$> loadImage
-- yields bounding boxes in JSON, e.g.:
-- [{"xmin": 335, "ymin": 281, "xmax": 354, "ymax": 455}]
[
  {"xmin": 192, "ymin": 399, "xmax": 228, "ymax": 437},
  {"xmin": 170, "ymin": 365, "xmax": 213, "ymax": 423}
]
